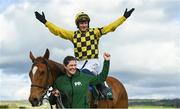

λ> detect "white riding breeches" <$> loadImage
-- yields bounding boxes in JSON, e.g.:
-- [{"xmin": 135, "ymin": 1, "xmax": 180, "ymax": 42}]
[
  {"xmin": 77, "ymin": 58, "xmax": 109, "ymax": 88},
  {"xmin": 77, "ymin": 58, "xmax": 100, "ymax": 75}
]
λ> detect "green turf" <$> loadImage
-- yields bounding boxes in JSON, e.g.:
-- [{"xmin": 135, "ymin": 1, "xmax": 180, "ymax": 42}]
[
  {"xmin": 0, "ymin": 100, "xmax": 178, "ymax": 109},
  {"xmin": 129, "ymin": 105, "xmax": 176, "ymax": 109}
]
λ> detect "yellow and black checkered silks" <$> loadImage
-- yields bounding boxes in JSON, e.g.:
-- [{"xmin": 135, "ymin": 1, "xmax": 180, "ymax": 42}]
[
  {"xmin": 73, "ymin": 28, "xmax": 101, "ymax": 60},
  {"xmin": 45, "ymin": 16, "xmax": 127, "ymax": 60}
]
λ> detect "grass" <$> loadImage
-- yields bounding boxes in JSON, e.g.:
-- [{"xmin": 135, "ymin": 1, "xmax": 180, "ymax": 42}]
[
  {"xmin": 129, "ymin": 105, "xmax": 176, "ymax": 109},
  {"xmin": 0, "ymin": 100, "xmax": 51, "ymax": 109},
  {"xmin": 0, "ymin": 100, "xmax": 178, "ymax": 109}
]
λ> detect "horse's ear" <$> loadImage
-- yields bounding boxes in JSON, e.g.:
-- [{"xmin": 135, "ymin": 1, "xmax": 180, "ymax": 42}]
[
  {"xmin": 30, "ymin": 51, "xmax": 35, "ymax": 62},
  {"xmin": 44, "ymin": 49, "xmax": 49, "ymax": 59}
]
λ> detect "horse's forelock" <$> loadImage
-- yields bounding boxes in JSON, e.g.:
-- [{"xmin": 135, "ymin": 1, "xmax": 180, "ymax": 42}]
[{"xmin": 29, "ymin": 57, "xmax": 47, "ymax": 81}]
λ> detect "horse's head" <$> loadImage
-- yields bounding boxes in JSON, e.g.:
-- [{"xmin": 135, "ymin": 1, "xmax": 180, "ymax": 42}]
[{"xmin": 28, "ymin": 49, "xmax": 53, "ymax": 107}]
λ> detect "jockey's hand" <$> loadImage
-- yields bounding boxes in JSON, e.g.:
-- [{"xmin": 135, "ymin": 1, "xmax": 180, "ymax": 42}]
[
  {"xmin": 35, "ymin": 11, "xmax": 47, "ymax": 24},
  {"xmin": 104, "ymin": 52, "xmax": 110, "ymax": 61},
  {"xmin": 51, "ymin": 89, "xmax": 60, "ymax": 97},
  {"xmin": 123, "ymin": 8, "xmax": 135, "ymax": 18}
]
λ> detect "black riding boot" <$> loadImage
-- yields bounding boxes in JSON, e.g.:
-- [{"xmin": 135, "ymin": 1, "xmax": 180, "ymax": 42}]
[{"xmin": 96, "ymin": 82, "xmax": 112, "ymax": 99}]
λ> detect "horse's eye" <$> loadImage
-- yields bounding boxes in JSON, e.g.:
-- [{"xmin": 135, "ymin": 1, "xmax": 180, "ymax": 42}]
[{"xmin": 40, "ymin": 71, "xmax": 45, "ymax": 75}]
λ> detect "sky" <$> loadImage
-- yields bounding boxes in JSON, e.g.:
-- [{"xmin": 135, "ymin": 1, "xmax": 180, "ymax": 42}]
[{"xmin": 0, "ymin": 0, "xmax": 180, "ymax": 100}]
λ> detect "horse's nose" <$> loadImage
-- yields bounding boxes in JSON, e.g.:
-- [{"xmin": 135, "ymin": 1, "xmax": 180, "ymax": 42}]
[{"xmin": 30, "ymin": 98, "xmax": 39, "ymax": 107}]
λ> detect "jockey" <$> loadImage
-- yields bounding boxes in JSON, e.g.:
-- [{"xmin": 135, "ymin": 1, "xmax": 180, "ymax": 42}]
[{"xmin": 35, "ymin": 8, "xmax": 135, "ymax": 98}]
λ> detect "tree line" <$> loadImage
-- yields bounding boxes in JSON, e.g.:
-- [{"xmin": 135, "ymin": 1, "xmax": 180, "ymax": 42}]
[{"xmin": 129, "ymin": 98, "xmax": 180, "ymax": 108}]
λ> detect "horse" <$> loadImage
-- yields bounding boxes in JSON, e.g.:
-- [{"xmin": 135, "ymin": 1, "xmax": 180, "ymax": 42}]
[{"xmin": 28, "ymin": 49, "xmax": 128, "ymax": 108}]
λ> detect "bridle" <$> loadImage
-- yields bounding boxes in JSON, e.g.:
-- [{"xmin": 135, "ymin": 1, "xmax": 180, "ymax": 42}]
[
  {"xmin": 30, "ymin": 59, "xmax": 52, "ymax": 103},
  {"xmin": 30, "ymin": 59, "xmax": 65, "ymax": 108}
]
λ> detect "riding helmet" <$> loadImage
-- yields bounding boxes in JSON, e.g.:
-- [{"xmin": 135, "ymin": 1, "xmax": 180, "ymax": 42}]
[{"xmin": 75, "ymin": 12, "xmax": 90, "ymax": 27}]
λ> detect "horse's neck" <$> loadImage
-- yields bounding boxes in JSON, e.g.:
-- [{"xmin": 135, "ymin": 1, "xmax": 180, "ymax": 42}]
[{"xmin": 48, "ymin": 60, "xmax": 65, "ymax": 81}]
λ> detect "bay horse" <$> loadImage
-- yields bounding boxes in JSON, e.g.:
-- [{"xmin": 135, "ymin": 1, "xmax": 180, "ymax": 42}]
[{"xmin": 28, "ymin": 49, "xmax": 128, "ymax": 108}]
